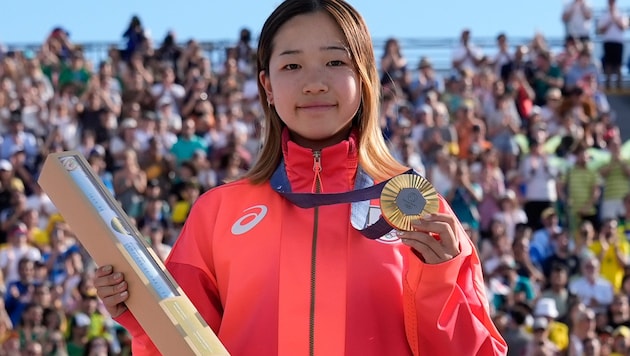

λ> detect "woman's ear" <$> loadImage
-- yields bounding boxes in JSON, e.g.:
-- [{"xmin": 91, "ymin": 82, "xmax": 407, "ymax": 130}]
[{"xmin": 259, "ymin": 70, "xmax": 273, "ymax": 105}]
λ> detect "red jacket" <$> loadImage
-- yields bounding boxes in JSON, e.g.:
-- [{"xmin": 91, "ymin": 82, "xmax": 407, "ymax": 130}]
[{"xmin": 117, "ymin": 135, "xmax": 507, "ymax": 355}]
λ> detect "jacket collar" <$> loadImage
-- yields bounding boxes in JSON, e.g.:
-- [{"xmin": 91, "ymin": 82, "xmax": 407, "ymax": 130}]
[{"xmin": 281, "ymin": 128, "xmax": 359, "ymax": 193}]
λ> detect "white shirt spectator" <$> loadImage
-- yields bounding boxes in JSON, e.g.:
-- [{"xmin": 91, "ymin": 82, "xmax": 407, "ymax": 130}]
[
  {"xmin": 569, "ymin": 276, "xmax": 614, "ymax": 312},
  {"xmin": 451, "ymin": 43, "xmax": 483, "ymax": 73},
  {"xmin": 598, "ymin": 9, "xmax": 628, "ymax": 43},
  {"xmin": 519, "ymin": 154, "xmax": 559, "ymax": 202},
  {"xmin": 0, "ymin": 245, "xmax": 41, "ymax": 287},
  {"xmin": 563, "ymin": 1, "xmax": 593, "ymax": 38}
]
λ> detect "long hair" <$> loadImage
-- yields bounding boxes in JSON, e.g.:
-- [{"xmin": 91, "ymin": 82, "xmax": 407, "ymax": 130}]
[{"xmin": 245, "ymin": 0, "xmax": 407, "ymax": 184}]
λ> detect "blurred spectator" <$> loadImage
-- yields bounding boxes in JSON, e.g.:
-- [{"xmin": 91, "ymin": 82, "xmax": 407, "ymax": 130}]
[
  {"xmin": 380, "ymin": 38, "xmax": 410, "ymax": 96},
  {"xmin": 121, "ymin": 16, "xmax": 148, "ymax": 62},
  {"xmin": 596, "ymin": 0, "xmax": 628, "ymax": 90},
  {"xmin": 452, "ymin": 29, "xmax": 484, "ymax": 74},
  {"xmin": 569, "ymin": 256, "xmax": 615, "ymax": 314},
  {"xmin": 599, "ymin": 139, "xmax": 630, "ymax": 221},
  {"xmin": 532, "ymin": 297, "xmax": 569, "ymax": 352},
  {"xmin": 562, "ymin": 0, "xmax": 593, "ymax": 44}
]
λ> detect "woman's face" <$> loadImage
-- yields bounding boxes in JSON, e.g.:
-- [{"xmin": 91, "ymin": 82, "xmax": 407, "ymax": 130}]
[{"xmin": 260, "ymin": 11, "xmax": 361, "ymax": 150}]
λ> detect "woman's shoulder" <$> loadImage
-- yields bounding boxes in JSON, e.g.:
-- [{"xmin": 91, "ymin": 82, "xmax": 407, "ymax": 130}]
[{"xmin": 198, "ymin": 178, "xmax": 271, "ymax": 202}]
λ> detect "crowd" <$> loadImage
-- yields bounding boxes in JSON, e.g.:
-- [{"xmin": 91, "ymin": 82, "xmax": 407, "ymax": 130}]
[{"xmin": 0, "ymin": 0, "xmax": 629, "ymax": 355}]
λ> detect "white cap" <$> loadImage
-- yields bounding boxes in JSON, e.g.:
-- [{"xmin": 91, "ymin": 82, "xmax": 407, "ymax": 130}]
[
  {"xmin": 0, "ymin": 160, "xmax": 13, "ymax": 171},
  {"xmin": 534, "ymin": 298, "xmax": 559, "ymax": 318}
]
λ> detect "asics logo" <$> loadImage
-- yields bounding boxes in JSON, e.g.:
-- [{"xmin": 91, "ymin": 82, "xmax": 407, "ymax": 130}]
[{"xmin": 231, "ymin": 205, "xmax": 268, "ymax": 235}]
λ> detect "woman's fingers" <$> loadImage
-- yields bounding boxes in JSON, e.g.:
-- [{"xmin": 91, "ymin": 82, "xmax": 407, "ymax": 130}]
[
  {"xmin": 401, "ymin": 232, "xmax": 449, "ymax": 264},
  {"xmin": 94, "ymin": 265, "xmax": 130, "ymax": 318},
  {"xmin": 400, "ymin": 213, "xmax": 461, "ymax": 264}
]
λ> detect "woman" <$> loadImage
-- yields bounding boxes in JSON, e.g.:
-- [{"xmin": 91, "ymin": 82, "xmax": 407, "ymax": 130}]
[{"xmin": 94, "ymin": 1, "xmax": 506, "ymax": 355}]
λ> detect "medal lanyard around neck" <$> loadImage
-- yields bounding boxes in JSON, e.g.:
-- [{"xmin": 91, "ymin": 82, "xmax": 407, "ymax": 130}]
[{"xmin": 270, "ymin": 160, "xmax": 415, "ymax": 239}]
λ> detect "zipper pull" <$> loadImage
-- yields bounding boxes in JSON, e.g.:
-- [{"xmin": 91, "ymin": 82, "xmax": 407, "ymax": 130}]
[{"xmin": 312, "ymin": 150, "xmax": 323, "ymax": 193}]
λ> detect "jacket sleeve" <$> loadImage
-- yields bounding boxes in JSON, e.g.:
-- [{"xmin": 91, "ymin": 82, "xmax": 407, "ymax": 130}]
[
  {"xmin": 402, "ymin": 196, "xmax": 507, "ymax": 356},
  {"xmin": 114, "ymin": 194, "xmax": 224, "ymax": 355}
]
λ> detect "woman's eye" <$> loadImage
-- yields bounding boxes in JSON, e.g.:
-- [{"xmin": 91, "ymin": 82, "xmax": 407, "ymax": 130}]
[
  {"xmin": 283, "ymin": 64, "xmax": 300, "ymax": 70},
  {"xmin": 328, "ymin": 60, "xmax": 345, "ymax": 67}
]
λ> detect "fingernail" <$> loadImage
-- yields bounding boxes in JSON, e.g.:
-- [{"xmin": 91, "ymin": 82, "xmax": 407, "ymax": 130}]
[
  {"xmin": 113, "ymin": 272, "xmax": 122, "ymax": 279},
  {"xmin": 420, "ymin": 213, "xmax": 433, "ymax": 220},
  {"xmin": 120, "ymin": 291, "xmax": 128, "ymax": 298},
  {"xmin": 103, "ymin": 265, "xmax": 112, "ymax": 273},
  {"xmin": 396, "ymin": 230, "xmax": 405, "ymax": 236}
]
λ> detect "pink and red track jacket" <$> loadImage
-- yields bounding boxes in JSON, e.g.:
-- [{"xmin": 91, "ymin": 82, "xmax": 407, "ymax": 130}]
[{"xmin": 116, "ymin": 134, "xmax": 507, "ymax": 355}]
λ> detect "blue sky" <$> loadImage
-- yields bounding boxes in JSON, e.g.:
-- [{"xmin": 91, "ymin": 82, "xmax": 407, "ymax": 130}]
[{"xmin": 1, "ymin": 1, "xmax": 617, "ymax": 46}]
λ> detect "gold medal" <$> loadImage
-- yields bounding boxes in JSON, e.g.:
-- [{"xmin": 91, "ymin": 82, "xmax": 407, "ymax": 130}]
[{"xmin": 380, "ymin": 174, "xmax": 439, "ymax": 231}]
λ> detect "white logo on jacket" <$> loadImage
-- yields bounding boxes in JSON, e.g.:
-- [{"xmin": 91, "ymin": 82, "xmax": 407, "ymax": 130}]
[
  {"xmin": 231, "ymin": 205, "xmax": 268, "ymax": 235},
  {"xmin": 368, "ymin": 206, "xmax": 400, "ymax": 244}
]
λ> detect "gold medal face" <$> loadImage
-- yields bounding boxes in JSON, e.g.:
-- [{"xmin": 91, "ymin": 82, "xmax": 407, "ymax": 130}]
[{"xmin": 380, "ymin": 174, "xmax": 439, "ymax": 231}]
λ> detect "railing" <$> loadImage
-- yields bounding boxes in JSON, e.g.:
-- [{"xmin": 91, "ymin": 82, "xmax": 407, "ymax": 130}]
[{"xmin": 4, "ymin": 6, "xmax": 630, "ymax": 76}]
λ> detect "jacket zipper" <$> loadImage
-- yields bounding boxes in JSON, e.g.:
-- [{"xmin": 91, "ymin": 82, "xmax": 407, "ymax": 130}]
[{"xmin": 309, "ymin": 150, "xmax": 322, "ymax": 356}]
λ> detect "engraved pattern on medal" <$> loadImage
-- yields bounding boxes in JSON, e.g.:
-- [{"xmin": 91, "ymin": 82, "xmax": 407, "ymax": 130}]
[{"xmin": 380, "ymin": 174, "xmax": 439, "ymax": 231}]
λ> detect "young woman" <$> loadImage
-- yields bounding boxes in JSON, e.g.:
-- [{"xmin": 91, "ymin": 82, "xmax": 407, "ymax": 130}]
[{"xmin": 94, "ymin": 1, "xmax": 506, "ymax": 355}]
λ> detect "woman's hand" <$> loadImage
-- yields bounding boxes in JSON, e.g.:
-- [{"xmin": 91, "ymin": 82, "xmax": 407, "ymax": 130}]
[
  {"xmin": 399, "ymin": 213, "xmax": 461, "ymax": 264},
  {"xmin": 94, "ymin": 265, "xmax": 130, "ymax": 318}
]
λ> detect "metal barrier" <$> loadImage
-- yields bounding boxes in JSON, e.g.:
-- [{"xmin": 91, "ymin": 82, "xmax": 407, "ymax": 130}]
[{"xmin": 4, "ymin": 6, "xmax": 630, "ymax": 75}]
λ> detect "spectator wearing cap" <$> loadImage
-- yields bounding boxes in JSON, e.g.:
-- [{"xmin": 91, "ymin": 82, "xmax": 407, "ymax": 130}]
[
  {"xmin": 0, "ymin": 113, "xmax": 38, "ymax": 171},
  {"xmin": 156, "ymin": 96, "xmax": 182, "ymax": 133},
  {"xmin": 611, "ymin": 325, "xmax": 630, "ymax": 355},
  {"xmin": 569, "ymin": 306, "xmax": 597, "ymax": 356},
  {"xmin": 0, "ymin": 222, "xmax": 41, "ymax": 287},
  {"xmin": 541, "ymin": 264, "xmax": 571, "ymax": 318},
  {"xmin": 525, "ymin": 316, "xmax": 560, "ymax": 355},
  {"xmin": 66, "ymin": 312, "xmax": 91, "ymax": 356},
  {"xmin": 530, "ymin": 207, "xmax": 561, "ymax": 267},
  {"xmin": 519, "ymin": 138, "xmax": 559, "ymax": 230},
  {"xmin": 409, "ymin": 57, "xmax": 443, "ymax": 110},
  {"xmin": 533, "ymin": 297, "xmax": 570, "ymax": 352},
  {"xmin": 589, "ymin": 218, "xmax": 628, "ymax": 292},
  {"xmin": 570, "ymin": 256, "xmax": 615, "ymax": 314},
  {"xmin": 109, "ymin": 118, "xmax": 140, "ymax": 169}
]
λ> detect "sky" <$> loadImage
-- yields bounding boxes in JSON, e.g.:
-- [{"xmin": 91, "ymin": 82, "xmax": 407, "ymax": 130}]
[{"xmin": 0, "ymin": 0, "xmax": 618, "ymax": 46}]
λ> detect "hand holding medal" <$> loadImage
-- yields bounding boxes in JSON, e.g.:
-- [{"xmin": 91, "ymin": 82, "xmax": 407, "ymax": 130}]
[{"xmin": 380, "ymin": 174, "xmax": 461, "ymax": 264}]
